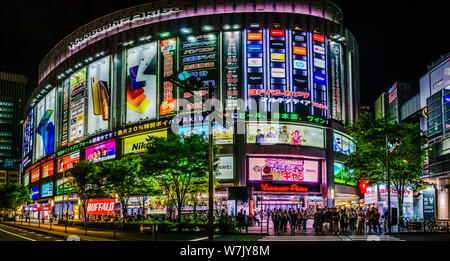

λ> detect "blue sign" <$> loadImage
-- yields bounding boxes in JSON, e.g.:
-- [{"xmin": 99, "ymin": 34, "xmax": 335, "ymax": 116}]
[
  {"xmin": 423, "ymin": 189, "xmax": 435, "ymax": 220},
  {"xmin": 444, "ymin": 95, "xmax": 450, "ymax": 104},
  {"xmin": 247, "ymin": 44, "xmax": 263, "ymax": 53},
  {"xmin": 31, "ymin": 187, "xmax": 39, "ymax": 200},
  {"xmin": 41, "ymin": 182, "xmax": 53, "ymax": 197},
  {"xmin": 314, "ymin": 73, "xmax": 326, "ymax": 84}
]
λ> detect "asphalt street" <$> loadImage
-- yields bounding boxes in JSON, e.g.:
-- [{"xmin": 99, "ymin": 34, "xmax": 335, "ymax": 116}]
[{"xmin": 0, "ymin": 223, "xmax": 62, "ymax": 241}]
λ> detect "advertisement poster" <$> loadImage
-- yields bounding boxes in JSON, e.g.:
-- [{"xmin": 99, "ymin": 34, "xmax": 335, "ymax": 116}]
[
  {"xmin": 57, "ymin": 151, "xmax": 80, "ymax": 172},
  {"xmin": 333, "ymin": 131, "xmax": 355, "ymax": 155},
  {"xmin": 423, "ymin": 189, "xmax": 436, "ymax": 220},
  {"xmin": 86, "ymin": 199, "xmax": 115, "ymax": 215},
  {"xmin": 42, "ymin": 161, "xmax": 54, "ymax": 178},
  {"xmin": 122, "ymin": 129, "xmax": 167, "ymax": 155},
  {"xmin": 61, "ymin": 78, "xmax": 70, "ymax": 147},
  {"xmin": 56, "ymin": 178, "xmax": 75, "ymax": 195},
  {"xmin": 31, "ymin": 168, "xmax": 40, "ymax": 183},
  {"xmin": 246, "ymin": 29, "xmax": 264, "ymax": 111},
  {"xmin": 217, "ymin": 156, "xmax": 234, "ymax": 180},
  {"xmin": 126, "ymin": 43, "xmax": 157, "ymax": 122},
  {"xmin": 85, "ymin": 140, "xmax": 116, "ymax": 162},
  {"xmin": 35, "ymin": 88, "xmax": 56, "ymax": 159},
  {"xmin": 31, "ymin": 187, "xmax": 39, "ymax": 200},
  {"xmin": 176, "ymin": 124, "xmax": 233, "ymax": 144},
  {"xmin": 365, "ymin": 186, "xmax": 378, "ymax": 204},
  {"xmin": 223, "ymin": 31, "xmax": 241, "ymax": 111},
  {"xmin": 248, "ymin": 157, "xmax": 319, "ymax": 183},
  {"xmin": 268, "ymin": 29, "xmax": 287, "ymax": 110},
  {"xmin": 246, "ymin": 122, "xmax": 324, "ymax": 148},
  {"xmin": 87, "ymin": 56, "xmax": 110, "ymax": 135},
  {"xmin": 23, "ymin": 172, "xmax": 29, "ymax": 187},
  {"xmin": 312, "ymin": 33, "xmax": 328, "ymax": 117},
  {"xmin": 41, "ymin": 182, "xmax": 53, "ymax": 197},
  {"xmin": 330, "ymin": 41, "xmax": 343, "ymax": 121},
  {"xmin": 160, "ymin": 38, "xmax": 177, "ymax": 116},
  {"xmin": 334, "ymin": 161, "xmax": 355, "ymax": 186},
  {"xmin": 179, "ymin": 33, "xmax": 219, "ymax": 110},
  {"xmin": 69, "ymin": 68, "xmax": 86, "ymax": 143},
  {"xmin": 145, "ymin": 196, "xmax": 167, "ymax": 214},
  {"xmin": 22, "ymin": 108, "xmax": 34, "ymax": 167}
]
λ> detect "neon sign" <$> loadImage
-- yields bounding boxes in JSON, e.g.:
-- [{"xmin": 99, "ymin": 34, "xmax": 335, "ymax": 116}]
[{"xmin": 260, "ymin": 183, "xmax": 309, "ymax": 192}]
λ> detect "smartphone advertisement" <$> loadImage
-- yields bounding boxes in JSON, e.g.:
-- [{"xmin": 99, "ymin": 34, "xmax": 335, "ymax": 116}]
[
  {"xmin": 35, "ymin": 88, "xmax": 56, "ymax": 159},
  {"xmin": 126, "ymin": 42, "xmax": 157, "ymax": 122},
  {"xmin": 22, "ymin": 108, "xmax": 34, "ymax": 168},
  {"xmin": 85, "ymin": 139, "xmax": 116, "ymax": 162},
  {"xmin": 69, "ymin": 68, "xmax": 86, "ymax": 143},
  {"xmin": 87, "ymin": 56, "xmax": 110, "ymax": 135}
]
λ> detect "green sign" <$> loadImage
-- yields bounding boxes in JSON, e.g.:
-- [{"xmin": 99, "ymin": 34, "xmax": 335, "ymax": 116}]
[
  {"xmin": 56, "ymin": 178, "xmax": 75, "ymax": 195},
  {"xmin": 334, "ymin": 162, "xmax": 356, "ymax": 186}
]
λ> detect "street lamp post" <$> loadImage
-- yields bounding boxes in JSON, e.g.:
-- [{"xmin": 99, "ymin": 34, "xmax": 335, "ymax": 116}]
[{"xmin": 386, "ymin": 134, "xmax": 391, "ymax": 234}]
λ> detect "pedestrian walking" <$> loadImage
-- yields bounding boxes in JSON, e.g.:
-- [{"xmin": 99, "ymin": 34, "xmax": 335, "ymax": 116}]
[
  {"xmin": 373, "ymin": 208, "xmax": 381, "ymax": 234},
  {"xmin": 357, "ymin": 207, "xmax": 365, "ymax": 235},
  {"xmin": 348, "ymin": 208, "xmax": 356, "ymax": 231},
  {"xmin": 313, "ymin": 208, "xmax": 322, "ymax": 235},
  {"xmin": 331, "ymin": 208, "xmax": 340, "ymax": 235},
  {"xmin": 340, "ymin": 208, "xmax": 348, "ymax": 234},
  {"xmin": 302, "ymin": 209, "xmax": 308, "ymax": 231},
  {"xmin": 274, "ymin": 210, "xmax": 281, "ymax": 234},
  {"xmin": 289, "ymin": 210, "xmax": 297, "ymax": 234}
]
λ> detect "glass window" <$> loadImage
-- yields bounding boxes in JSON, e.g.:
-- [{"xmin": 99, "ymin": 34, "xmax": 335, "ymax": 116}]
[
  {"xmin": 428, "ymin": 108, "xmax": 442, "ymax": 121},
  {"xmin": 428, "ymin": 100, "xmax": 442, "ymax": 112}
]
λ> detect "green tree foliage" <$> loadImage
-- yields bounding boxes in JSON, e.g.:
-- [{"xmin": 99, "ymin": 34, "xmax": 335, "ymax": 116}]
[
  {"xmin": 344, "ymin": 112, "xmax": 427, "ymax": 219},
  {"xmin": 0, "ymin": 183, "xmax": 31, "ymax": 217},
  {"xmin": 141, "ymin": 134, "xmax": 221, "ymax": 222},
  {"xmin": 66, "ymin": 161, "xmax": 104, "ymax": 234}
]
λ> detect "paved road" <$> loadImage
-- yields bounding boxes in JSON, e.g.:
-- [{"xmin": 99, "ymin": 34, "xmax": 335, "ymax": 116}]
[
  {"xmin": 259, "ymin": 234, "xmax": 404, "ymax": 241},
  {"xmin": 0, "ymin": 223, "xmax": 63, "ymax": 241}
]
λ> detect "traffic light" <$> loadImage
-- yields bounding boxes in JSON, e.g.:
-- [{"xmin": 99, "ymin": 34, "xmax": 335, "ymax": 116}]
[
  {"xmin": 169, "ymin": 70, "xmax": 202, "ymax": 92},
  {"xmin": 359, "ymin": 180, "xmax": 368, "ymax": 195}
]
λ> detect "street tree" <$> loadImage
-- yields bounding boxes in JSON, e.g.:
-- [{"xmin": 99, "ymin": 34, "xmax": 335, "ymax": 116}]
[
  {"xmin": 141, "ymin": 133, "xmax": 221, "ymax": 223},
  {"xmin": 0, "ymin": 183, "xmax": 31, "ymax": 220},
  {"xmin": 66, "ymin": 160, "xmax": 104, "ymax": 235},
  {"xmin": 344, "ymin": 112, "xmax": 427, "ymax": 221}
]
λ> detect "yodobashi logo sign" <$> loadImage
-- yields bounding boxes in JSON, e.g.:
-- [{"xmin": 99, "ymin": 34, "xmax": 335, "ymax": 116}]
[
  {"xmin": 86, "ymin": 199, "xmax": 115, "ymax": 214},
  {"xmin": 68, "ymin": 6, "xmax": 185, "ymax": 50}
]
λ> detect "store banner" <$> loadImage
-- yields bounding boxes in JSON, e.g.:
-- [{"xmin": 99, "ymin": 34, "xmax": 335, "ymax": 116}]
[
  {"xmin": 42, "ymin": 161, "xmax": 54, "ymax": 178},
  {"xmin": 56, "ymin": 178, "xmax": 75, "ymax": 195},
  {"xmin": 122, "ymin": 129, "xmax": 167, "ymax": 155},
  {"xmin": 248, "ymin": 157, "xmax": 319, "ymax": 183},
  {"xmin": 379, "ymin": 184, "xmax": 413, "ymax": 203},
  {"xmin": 41, "ymin": 182, "xmax": 53, "ymax": 197},
  {"xmin": 86, "ymin": 199, "xmax": 115, "ymax": 214},
  {"xmin": 145, "ymin": 196, "xmax": 167, "ymax": 214},
  {"xmin": 31, "ymin": 187, "xmax": 39, "ymax": 200},
  {"xmin": 85, "ymin": 139, "xmax": 116, "ymax": 162},
  {"xmin": 364, "ymin": 185, "xmax": 378, "ymax": 204},
  {"xmin": 31, "ymin": 168, "xmax": 40, "ymax": 183},
  {"xmin": 57, "ymin": 151, "xmax": 80, "ymax": 172},
  {"xmin": 423, "ymin": 189, "xmax": 436, "ymax": 220}
]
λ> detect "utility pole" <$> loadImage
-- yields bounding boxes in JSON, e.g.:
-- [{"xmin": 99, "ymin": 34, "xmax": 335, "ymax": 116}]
[{"xmin": 386, "ymin": 134, "xmax": 391, "ymax": 234}]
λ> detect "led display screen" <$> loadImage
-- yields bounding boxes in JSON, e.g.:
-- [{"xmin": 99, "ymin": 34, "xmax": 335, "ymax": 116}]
[
  {"xmin": 22, "ymin": 108, "xmax": 34, "ymax": 167},
  {"xmin": 31, "ymin": 187, "xmax": 39, "ymax": 200},
  {"xmin": 57, "ymin": 151, "xmax": 80, "ymax": 173},
  {"xmin": 334, "ymin": 161, "xmax": 355, "ymax": 186},
  {"xmin": 145, "ymin": 196, "xmax": 167, "ymax": 214},
  {"xmin": 333, "ymin": 131, "xmax": 355, "ymax": 155},
  {"xmin": 223, "ymin": 31, "xmax": 241, "ymax": 111},
  {"xmin": 246, "ymin": 122, "xmax": 324, "ymax": 148},
  {"xmin": 85, "ymin": 139, "xmax": 116, "ymax": 162},
  {"xmin": 69, "ymin": 68, "xmax": 86, "ymax": 143},
  {"xmin": 126, "ymin": 43, "xmax": 157, "ymax": 122},
  {"xmin": 61, "ymin": 78, "xmax": 70, "ymax": 147},
  {"xmin": 179, "ymin": 33, "xmax": 219, "ymax": 110},
  {"xmin": 248, "ymin": 157, "xmax": 319, "ymax": 183},
  {"xmin": 41, "ymin": 182, "xmax": 53, "ymax": 197},
  {"xmin": 42, "ymin": 161, "xmax": 54, "ymax": 178},
  {"xmin": 330, "ymin": 41, "xmax": 344, "ymax": 121},
  {"xmin": 87, "ymin": 56, "xmax": 110, "ymax": 134},
  {"xmin": 122, "ymin": 129, "xmax": 167, "ymax": 155},
  {"xmin": 176, "ymin": 123, "xmax": 233, "ymax": 144},
  {"xmin": 35, "ymin": 88, "xmax": 56, "ymax": 159},
  {"xmin": 246, "ymin": 29, "xmax": 264, "ymax": 109},
  {"xmin": 312, "ymin": 33, "xmax": 328, "ymax": 117},
  {"xmin": 159, "ymin": 38, "xmax": 177, "ymax": 116}
]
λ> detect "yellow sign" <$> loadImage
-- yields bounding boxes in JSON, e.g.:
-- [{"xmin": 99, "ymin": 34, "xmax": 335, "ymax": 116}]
[{"xmin": 122, "ymin": 129, "xmax": 167, "ymax": 154}]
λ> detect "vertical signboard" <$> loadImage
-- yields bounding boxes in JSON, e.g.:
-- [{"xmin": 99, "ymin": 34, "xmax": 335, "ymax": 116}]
[
  {"xmin": 22, "ymin": 108, "xmax": 34, "ymax": 168},
  {"xmin": 160, "ymin": 38, "xmax": 177, "ymax": 116},
  {"xmin": 179, "ymin": 33, "xmax": 219, "ymax": 110},
  {"xmin": 61, "ymin": 78, "xmax": 70, "ymax": 147},
  {"xmin": 42, "ymin": 161, "xmax": 54, "ymax": 178},
  {"xmin": 423, "ymin": 189, "xmax": 436, "ymax": 220},
  {"xmin": 268, "ymin": 29, "xmax": 287, "ymax": 112},
  {"xmin": 223, "ymin": 31, "xmax": 241, "ymax": 111},
  {"xmin": 69, "ymin": 68, "xmax": 86, "ymax": 143},
  {"xmin": 246, "ymin": 29, "xmax": 264, "ymax": 110},
  {"xmin": 330, "ymin": 40, "xmax": 343, "ymax": 121},
  {"xmin": 291, "ymin": 29, "xmax": 310, "ymax": 114},
  {"xmin": 126, "ymin": 43, "xmax": 157, "ymax": 122},
  {"xmin": 35, "ymin": 88, "xmax": 56, "ymax": 159},
  {"xmin": 311, "ymin": 33, "xmax": 328, "ymax": 117},
  {"xmin": 87, "ymin": 56, "xmax": 111, "ymax": 134}
]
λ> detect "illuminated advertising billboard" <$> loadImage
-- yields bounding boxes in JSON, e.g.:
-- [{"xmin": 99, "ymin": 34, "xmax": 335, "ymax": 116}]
[
  {"xmin": 85, "ymin": 139, "xmax": 116, "ymax": 162},
  {"xmin": 223, "ymin": 31, "xmax": 242, "ymax": 110},
  {"xmin": 31, "ymin": 187, "xmax": 39, "ymax": 200},
  {"xmin": 31, "ymin": 167, "xmax": 40, "ymax": 183},
  {"xmin": 22, "ymin": 108, "xmax": 34, "ymax": 167},
  {"xmin": 56, "ymin": 178, "xmax": 75, "ymax": 195},
  {"xmin": 248, "ymin": 157, "xmax": 319, "ymax": 183},
  {"xmin": 312, "ymin": 33, "xmax": 328, "ymax": 117},
  {"xmin": 42, "ymin": 161, "xmax": 54, "ymax": 179},
  {"xmin": 122, "ymin": 129, "xmax": 167, "ymax": 155},
  {"xmin": 333, "ymin": 131, "xmax": 355, "ymax": 155},
  {"xmin": 291, "ymin": 30, "xmax": 309, "ymax": 114},
  {"xmin": 330, "ymin": 41, "xmax": 344, "ymax": 121},
  {"xmin": 61, "ymin": 78, "xmax": 70, "ymax": 147},
  {"xmin": 160, "ymin": 38, "xmax": 177, "ymax": 116},
  {"xmin": 69, "ymin": 68, "xmax": 86, "ymax": 143},
  {"xmin": 35, "ymin": 88, "xmax": 56, "ymax": 159},
  {"xmin": 246, "ymin": 122, "xmax": 324, "ymax": 148},
  {"xmin": 179, "ymin": 33, "xmax": 219, "ymax": 110},
  {"xmin": 87, "ymin": 56, "xmax": 110, "ymax": 135},
  {"xmin": 269, "ymin": 29, "xmax": 287, "ymax": 110},
  {"xmin": 126, "ymin": 43, "xmax": 157, "ymax": 122},
  {"xmin": 246, "ymin": 29, "xmax": 264, "ymax": 109},
  {"xmin": 145, "ymin": 196, "xmax": 167, "ymax": 214},
  {"xmin": 176, "ymin": 123, "xmax": 233, "ymax": 144},
  {"xmin": 41, "ymin": 182, "xmax": 53, "ymax": 197},
  {"xmin": 334, "ymin": 161, "xmax": 355, "ymax": 186},
  {"xmin": 86, "ymin": 199, "xmax": 115, "ymax": 215},
  {"xmin": 57, "ymin": 151, "xmax": 80, "ymax": 173},
  {"xmin": 23, "ymin": 172, "xmax": 29, "ymax": 187},
  {"xmin": 217, "ymin": 156, "xmax": 234, "ymax": 180}
]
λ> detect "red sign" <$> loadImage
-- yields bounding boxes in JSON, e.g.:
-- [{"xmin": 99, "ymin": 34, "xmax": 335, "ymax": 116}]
[
  {"xmin": 86, "ymin": 199, "xmax": 115, "ymax": 214},
  {"xmin": 31, "ymin": 168, "xmax": 40, "ymax": 183},
  {"xmin": 270, "ymin": 29, "xmax": 285, "ymax": 37},
  {"xmin": 40, "ymin": 206, "xmax": 52, "ymax": 211},
  {"xmin": 42, "ymin": 162, "xmax": 54, "ymax": 178},
  {"xmin": 313, "ymin": 34, "xmax": 325, "ymax": 42},
  {"xmin": 260, "ymin": 183, "xmax": 308, "ymax": 192}
]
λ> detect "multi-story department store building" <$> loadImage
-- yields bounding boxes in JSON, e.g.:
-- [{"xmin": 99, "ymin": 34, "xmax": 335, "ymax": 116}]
[{"xmin": 21, "ymin": 0, "xmax": 361, "ymax": 219}]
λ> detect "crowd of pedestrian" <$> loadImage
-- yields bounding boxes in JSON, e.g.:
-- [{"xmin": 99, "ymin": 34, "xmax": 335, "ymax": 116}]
[{"xmin": 267, "ymin": 208, "xmax": 309, "ymax": 235}]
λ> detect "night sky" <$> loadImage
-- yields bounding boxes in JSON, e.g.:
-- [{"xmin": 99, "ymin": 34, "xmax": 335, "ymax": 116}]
[{"xmin": 0, "ymin": 0, "xmax": 448, "ymax": 106}]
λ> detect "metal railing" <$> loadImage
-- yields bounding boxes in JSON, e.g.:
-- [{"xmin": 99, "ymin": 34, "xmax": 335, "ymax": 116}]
[{"xmin": 398, "ymin": 219, "xmax": 450, "ymax": 233}]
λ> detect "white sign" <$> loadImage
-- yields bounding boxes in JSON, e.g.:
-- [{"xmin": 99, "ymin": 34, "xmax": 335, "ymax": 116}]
[
  {"xmin": 364, "ymin": 186, "xmax": 378, "ymax": 204},
  {"xmin": 271, "ymin": 68, "xmax": 286, "ymax": 78},
  {"xmin": 314, "ymin": 59, "xmax": 326, "ymax": 69},
  {"xmin": 217, "ymin": 156, "xmax": 234, "ymax": 180},
  {"xmin": 248, "ymin": 58, "xmax": 262, "ymax": 67},
  {"xmin": 313, "ymin": 45, "xmax": 325, "ymax": 54},
  {"xmin": 293, "ymin": 60, "xmax": 307, "ymax": 70}
]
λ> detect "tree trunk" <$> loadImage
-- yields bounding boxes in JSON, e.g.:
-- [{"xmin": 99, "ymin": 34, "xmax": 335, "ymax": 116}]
[{"xmin": 83, "ymin": 200, "xmax": 88, "ymax": 236}]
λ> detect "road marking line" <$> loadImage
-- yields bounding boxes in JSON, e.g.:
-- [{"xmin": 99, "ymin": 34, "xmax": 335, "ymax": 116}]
[
  {"xmin": 190, "ymin": 235, "xmax": 220, "ymax": 241},
  {"xmin": 0, "ymin": 228, "xmax": 36, "ymax": 241}
]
